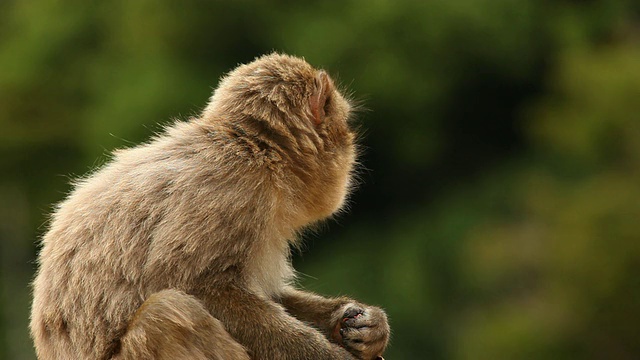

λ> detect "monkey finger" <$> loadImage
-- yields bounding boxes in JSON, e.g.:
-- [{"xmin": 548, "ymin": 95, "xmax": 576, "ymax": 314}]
[
  {"xmin": 341, "ymin": 325, "xmax": 385, "ymax": 344},
  {"xmin": 341, "ymin": 306, "xmax": 365, "ymax": 323},
  {"xmin": 342, "ymin": 336, "xmax": 385, "ymax": 360},
  {"xmin": 340, "ymin": 326, "xmax": 364, "ymax": 341},
  {"xmin": 343, "ymin": 311, "xmax": 380, "ymax": 329},
  {"xmin": 343, "ymin": 325, "xmax": 387, "ymax": 345},
  {"xmin": 341, "ymin": 336, "xmax": 367, "ymax": 356}
]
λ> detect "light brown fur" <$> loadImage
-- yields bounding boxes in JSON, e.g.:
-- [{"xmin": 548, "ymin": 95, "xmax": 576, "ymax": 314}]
[{"xmin": 30, "ymin": 53, "xmax": 389, "ymax": 359}]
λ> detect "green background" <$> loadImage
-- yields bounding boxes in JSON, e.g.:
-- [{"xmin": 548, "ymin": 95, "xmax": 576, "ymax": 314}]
[{"xmin": 1, "ymin": 0, "xmax": 639, "ymax": 359}]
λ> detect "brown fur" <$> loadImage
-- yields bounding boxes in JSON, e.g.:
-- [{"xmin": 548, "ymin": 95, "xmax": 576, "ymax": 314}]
[{"xmin": 30, "ymin": 53, "xmax": 389, "ymax": 359}]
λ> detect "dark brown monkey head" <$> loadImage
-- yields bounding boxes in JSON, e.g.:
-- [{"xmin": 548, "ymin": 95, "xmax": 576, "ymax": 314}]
[{"xmin": 201, "ymin": 53, "xmax": 357, "ymax": 226}]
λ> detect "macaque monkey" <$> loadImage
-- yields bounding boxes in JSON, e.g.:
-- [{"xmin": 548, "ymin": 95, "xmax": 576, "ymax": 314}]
[{"xmin": 30, "ymin": 53, "xmax": 390, "ymax": 359}]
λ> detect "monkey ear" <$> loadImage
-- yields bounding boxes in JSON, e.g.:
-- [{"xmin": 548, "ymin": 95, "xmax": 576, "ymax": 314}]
[{"xmin": 309, "ymin": 70, "xmax": 331, "ymax": 126}]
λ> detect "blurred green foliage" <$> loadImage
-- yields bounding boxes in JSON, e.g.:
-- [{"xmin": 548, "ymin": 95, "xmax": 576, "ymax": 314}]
[{"xmin": 1, "ymin": 0, "xmax": 639, "ymax": 359}]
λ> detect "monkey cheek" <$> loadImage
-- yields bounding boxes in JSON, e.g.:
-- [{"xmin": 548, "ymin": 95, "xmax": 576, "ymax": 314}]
[
  {"xmin": 319, "ymin": 190, "xmax": 347, "ymax": 221},
  {"xmin": 332, "ymin": 176, "xmax": 351, "ymax": 211}
]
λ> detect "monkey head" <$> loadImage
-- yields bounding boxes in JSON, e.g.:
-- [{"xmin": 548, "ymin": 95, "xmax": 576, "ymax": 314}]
[{"xmin": 202, "ymin": 53, "xmax": 357, "ymax": 227}]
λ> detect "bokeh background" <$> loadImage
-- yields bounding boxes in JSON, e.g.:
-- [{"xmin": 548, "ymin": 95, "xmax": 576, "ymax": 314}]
[{"xmin": 2, "ymin": 0, "xmax": 639, "ymax": 359}]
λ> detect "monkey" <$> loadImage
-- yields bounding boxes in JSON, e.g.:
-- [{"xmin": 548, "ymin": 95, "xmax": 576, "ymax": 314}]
[{"xmin": 30, "ymin": 53, "xmax": 390, "ymax": 360}]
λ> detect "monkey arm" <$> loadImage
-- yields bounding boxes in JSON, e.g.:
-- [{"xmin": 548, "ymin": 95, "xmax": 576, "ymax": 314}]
[
  {"xmin": 277, "ymin": 286, "xmax": 391, "ymax": 360},
  {"xmin": 277, "ymin": 286, "xmax": 351, "ymax": 337},
  {"xmin": 200, "ymin": 284, "xmax": 357, "ymax": 360}
]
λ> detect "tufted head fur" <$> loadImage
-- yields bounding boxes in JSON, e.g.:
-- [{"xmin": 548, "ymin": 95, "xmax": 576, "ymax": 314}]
[{"xmin": 202, "ymin": 53, "xmax": 357, "ymax": 227}]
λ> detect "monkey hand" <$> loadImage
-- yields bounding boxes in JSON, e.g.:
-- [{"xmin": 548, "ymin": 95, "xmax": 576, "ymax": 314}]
[{"xmin": 331, "ymin": 303, "xmax": 390, "ymax": 360}]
